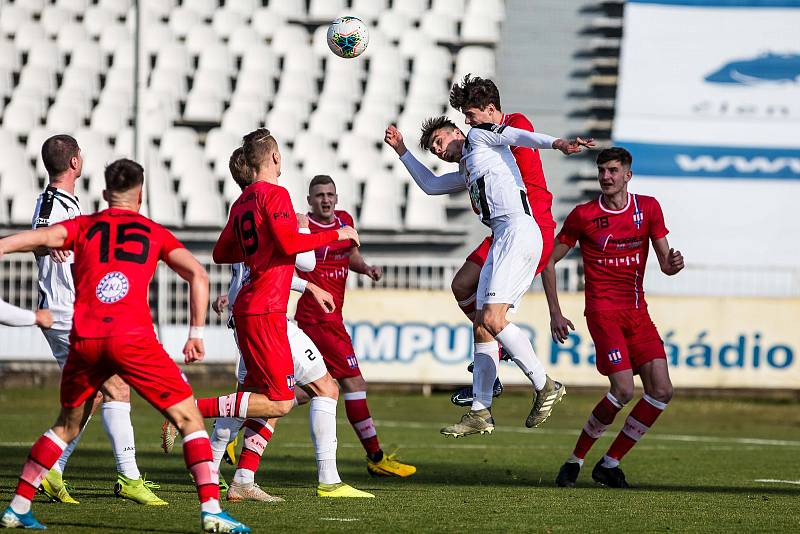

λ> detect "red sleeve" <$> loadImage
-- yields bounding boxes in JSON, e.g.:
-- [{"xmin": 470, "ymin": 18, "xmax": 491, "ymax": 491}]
[
  {"xmin": 556, "ymin": 207, "xmax": 582, "ymax": 248},
  {"xmin": 158, "ymin": 226, "xmax": 186, "ymax": 261},
  {"xmin": 213, "ymin": 216, "xmax": 243, "ymax": 264},
  {"xmin": 505, "ymin": 113, "xmax": 534, "ymax": 133},
  {"xmin": 269, "ymin": 188, "xmax": 339, "ymax": 254},
  {"xmin": 648, "ymin": 198, "xmax": 669, "ymax": 240},
  {"xmin": 57, "ymin": 216, "xmax": 84, "ymax": 251}
]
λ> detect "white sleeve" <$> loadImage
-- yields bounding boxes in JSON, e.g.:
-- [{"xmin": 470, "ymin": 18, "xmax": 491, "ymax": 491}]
[
  {"xmin": 294, "ymin": 228, "xmax": 316, "ymax": 272},
  {"xmin": 227, "ymin": 263, "xmax": 244, "ymax": 304},
  {"xmin": 0, "ymin": 299, "xmax": 36, "ymax": 326},
  {"xmin": 470, "ymin": 125, "xmax": 558, "ymax": 150},
  {"xmin": 398, "ymin": 150, "xmax": 465, "ymax": 195},
  {"xmin": 291, "ymin": 276, "xmax": 308, "ymax": 294}
]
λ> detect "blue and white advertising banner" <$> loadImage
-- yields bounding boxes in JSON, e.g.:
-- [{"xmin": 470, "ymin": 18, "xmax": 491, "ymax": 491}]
[
  {"xmin": 613, "ymin": 0, "xmax": 800, "ymax": 269},
  {"xmin": 3, "ymin": 290, "xmax": 797, "ymax": 389}
]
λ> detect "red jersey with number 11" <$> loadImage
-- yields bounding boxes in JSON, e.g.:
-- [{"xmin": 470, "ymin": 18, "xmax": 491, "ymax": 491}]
[
  {"xmin": 294, "ymin": 210, "xmax": 354, "ymax": 325},
  {"xmin": 557, "ymin": 193, "xmax": 668, "ymax": 314},
  {"xmin": 214, "ymin": 181, "xmax": 339, "ymax": 317},
  {"xmin": 58, "ymin": 208, "xmax": 184, "ymax": 339}
]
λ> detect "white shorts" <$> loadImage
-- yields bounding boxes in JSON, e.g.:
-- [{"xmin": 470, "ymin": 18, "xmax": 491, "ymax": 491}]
[
  {"xmin": 235, "ymin": 318, "xmax": 328, "ymax": 387},
  {"xmin": 42, "ymin": 328, "xmax": 71, "ymax": 369},
  {"xmin": 477, "ymin": 214, "xmax": 542, "ymax": 311}
]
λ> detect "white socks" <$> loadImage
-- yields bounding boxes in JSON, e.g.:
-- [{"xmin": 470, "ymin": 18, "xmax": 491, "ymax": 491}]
[
  {"xmin": 310, "ymin": 396, "xmax": 341, "ymax": 485},
  {"xmin": 496, "ymin": 323, "xmax": 547, "ymax": 390},
  {"xmin": 471, "ymin": 342, "xmax": 499, "ymax": 412},
  {"xmin": 53, "ymin": 415, "xmax": 89, "ymax": 475},
  {"xmin": 601, "ymin": 455, "xmax": 620, "ymax": 469},
  {"xmin": 210, "ymin": 417, "xmax": 244, "ymax": 470},
  {"xmin": 101, "ymin": 401, "xmax": 140, "ymax": 479}
]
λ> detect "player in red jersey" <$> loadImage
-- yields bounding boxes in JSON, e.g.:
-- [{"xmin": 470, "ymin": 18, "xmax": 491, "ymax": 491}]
[
  {"xmin": 193, "ymin": 130, "xmax": 358, "ymax": 427},
  {"xmin": 544, "ymin": 147, "xmax": 684, "ymax": 488},
  {"xmin": 0, "ymin": 159, "xmax": 250, "ymax": 533},
  {"xmin": 294, "ymin": 175, "xmax": 417, "ymax": 478},
  {"xmin": 446, "ymin": 75, "xmax": 558, "ymax": 406}
]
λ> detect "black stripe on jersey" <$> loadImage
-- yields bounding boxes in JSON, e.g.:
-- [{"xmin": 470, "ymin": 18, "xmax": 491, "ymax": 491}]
[
  {"xmin": 473, "ymin": 123, "xmax": 506, "ymax": 133},
  {"xmin": 476, "ymin": 176, "xmax": 490, "ymax": 224},
  {"xmin": 54, "ymin": 191, "xmax": 80, "ymax": 212},
  {"xmin": 34, "ymin": 187, "xmax": 58, "ymax": 228},
  {"xmin": 520, "ymin": 190, "xmax": 531, "ymax": 216}
]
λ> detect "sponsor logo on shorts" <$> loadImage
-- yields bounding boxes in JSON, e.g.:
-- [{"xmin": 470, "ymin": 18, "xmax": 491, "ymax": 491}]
[
  {"xmin": 485, "ymin": 292, "xmax": 496, "ymax": 297},
  {"xmin": 286, "ymin": 374, "xmax": 295, "ymax": 390},
  {"xmin": 96, "ymin": 271, "xmax": 129, "ymax": 303},
  {"xmin": 346, "ymin": 355, "xmax": 359, "ymax": 369},
  {"xmin": 608, "ymin": 348, "xmax": 623, "ymax": 365}
]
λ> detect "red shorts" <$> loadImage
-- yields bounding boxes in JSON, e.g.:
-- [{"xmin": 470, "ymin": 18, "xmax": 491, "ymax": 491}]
[
  {"xmin": 235, "ymin": 313, "xmax": 295, "ymax": 400},
  {"xmin": 466, "ymin": 225, "xmax": 555, "ymax": 275},
  {"xmin": 61, "ymin": 335, "xmax": 193, "ymax": 411},
  {"xmin": 585, "ymin": 308, "xmax": 667, "ymax": 376},
  {"xmin": 297, "ymin": 321, "xmax": 361, "ymax": 380}
]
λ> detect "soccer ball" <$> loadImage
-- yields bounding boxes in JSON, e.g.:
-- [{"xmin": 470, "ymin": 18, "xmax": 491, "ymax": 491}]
[{"xmin": 326, "ymin": 16, "xmax": 369, "ymax": 59}]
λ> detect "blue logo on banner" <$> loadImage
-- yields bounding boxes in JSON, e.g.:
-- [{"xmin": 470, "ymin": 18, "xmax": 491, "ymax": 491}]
[
  {"xmin": 613, "ymin": 141, "xmax": 800, "ymax": 180},
  {"xmin": 705, "ymin": 52, "xmax": 800, "ymax": 85}
]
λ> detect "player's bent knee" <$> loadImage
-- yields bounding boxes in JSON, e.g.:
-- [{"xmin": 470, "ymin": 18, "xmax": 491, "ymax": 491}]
[
  {"xmin": 340, "ymin": 374, "xmax": 367, "ymax": 392},
  {"xmin": 610, "ymin": 387, "xmax": 634, "ymax": 405},
  {"xmin": 648, "ymin": 383, "xmax": 674, "ymax": 404},
  {"xmin": 101, "ymin": 375, "xmax": 131, "ymax": 402}
]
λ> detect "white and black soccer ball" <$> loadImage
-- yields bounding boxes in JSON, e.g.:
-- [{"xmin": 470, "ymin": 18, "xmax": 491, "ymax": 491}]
[{"xmin": 326, "ymin": 16, "xmax": 369, "ymax": 59}]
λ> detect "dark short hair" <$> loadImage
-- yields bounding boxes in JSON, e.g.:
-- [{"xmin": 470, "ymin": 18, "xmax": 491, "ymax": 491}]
[
  {"xmin": 419, "ymin": 116, "xmax": 458, "ymax": 151},
  {"xmin": 309, "ymin": 174, "xmax": 335, "ymax": 193},
  {"xmin": 104, "ymin": 158, "xmax": 144, "ymax": 193},
  {"xmin": 242, "ymin": 128, "xmax": 278, "ymax": 171},
  {"xmin": 228, "ymin": 146, "xmax": 252, "ymax": 190},
  {"xmin": 596, "ymin": 147, "xmax": 633, "ymax": 168},
  {"xmin": 41, "ymin": 134, "xmax": 80, "ymax": 176},
  {"xmin": 449, "ymin": 74, "xmax": 502, "ymax": 112}
]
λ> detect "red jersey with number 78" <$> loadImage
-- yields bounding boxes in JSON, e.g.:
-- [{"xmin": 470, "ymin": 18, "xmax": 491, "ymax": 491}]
[
  {"xmin": 557, "ymin": 193, "xmax": 668, "ymax": 314},
  {"xmin": 294, "ymin": 210, "xmax": 355, "ymax": 326},
  {"xmin": 214, "ymin": 180, "xmax": 340, "ymax": 317},
  {"xmin": 58, "ymin": 207, "xmax": 185, "ymax": 338}
]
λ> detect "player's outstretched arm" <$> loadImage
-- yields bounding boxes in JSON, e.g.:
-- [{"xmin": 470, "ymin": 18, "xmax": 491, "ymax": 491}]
[
  {"xmin": 0, "ymin": 225, "xmax": 68, "ymax": 255},
  {"xmin": 542, "ymin": 242, "xmax": 575, "ymax": 343},
  {"xmin": 294, "ymin": 213, "xmax": 316, "ymax": 273},
  {"xmin": 0, "ymin": 298, "xmax": 52, "ymax": 328},
  {"xmin": 165, "ymin": 248, "xmax": 210, "ymax": 363},
  {"xmin": 349, "ymin": 247, "xmax": 382, "ymax": 282},
  {"xmin": 652, "ymin": 237, "xmax": 684, "ymax": 276},
  {"xmin": 385, "ymin": 125, "xmax": 465, "ymax": 195},
  {"xmin": 476, "ymin": 125, "xmax": 595, "ymax": 155}
]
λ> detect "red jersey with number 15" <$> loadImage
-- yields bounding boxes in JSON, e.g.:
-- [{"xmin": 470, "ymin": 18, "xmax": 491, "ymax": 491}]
[
  {"xmin": 294, "ymin": 210, "xmax": 354, "ymax": 326},
  {"xmin": 557, "ymin": 194, "xmax": 668, "ymax": 314},
  {"xmin": 58, "ymin": 208, "xmax": 185, "ymax": 339},
  {"xmin": 214, "ymin": 181, "xmax": 339, "ymax": 317}
]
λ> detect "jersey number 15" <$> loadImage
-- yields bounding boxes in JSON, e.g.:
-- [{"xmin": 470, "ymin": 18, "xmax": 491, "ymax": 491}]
[{"xmin": 86, "ymin": 221, "xmax": 151, "ymax": 264}]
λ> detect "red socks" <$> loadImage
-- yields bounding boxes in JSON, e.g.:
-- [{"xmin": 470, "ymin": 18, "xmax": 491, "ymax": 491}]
[
  {"xmin": 343, "ymin": 391, "xmax": 381, "ymax": 456},
  {"xmin": 15, "ymin": 430, "xmax": 66, "ymax": 502},
  {"xmin": 196, "ymin": 392, "xmax": 250, "ymax": 419},
  {"xmin": 237, "ymin": 418, "xmax": 274, "ymax": 473},
  {"xmin": 572, "ymin": 393, "xmax": 624, "ymax": 461},
  {"xmin": 183, "ymin": 431, "xmax": 220, "ymax": 504},
  {"xmin": 605, "ymin": 394, "xmax": 667, "ymax": 462}
]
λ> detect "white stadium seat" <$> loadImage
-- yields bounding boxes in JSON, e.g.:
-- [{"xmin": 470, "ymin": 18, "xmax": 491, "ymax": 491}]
[
  {"xmin": 251, "ymin": 9, "xmax": 287, "ymax": 39},
  {"xmin": 14, "ymin": 22, "xmax": 47, "ymax": 52},
  {"xmin": 351, "ymin": 0, "xmax": 389, "ymax": 22},
  {"xmin": 228, "ymin": 25, "xmax": 263, "ymax": 56},
  {"xmin": 205, "ymin": 128, "xmax": 241, "ymax": 163},
  {"xmin": 432, "ymin": 0, "xmax": 466, "ymax": 16},
  {"xmin": 269, "ymin": 0, "xmax": 306, "ymax": 20},
  {"xmin": 393, "ymin": 0, "xmax": 429, "ymax": 20},
  {"xmin": 61, "ymin": 67, "xmax": 100, "ymax": 98},
  {"xmin": 83, "ymin": 6, "xmax": 117, "ymax": 37},
  {"xmin": 2, "ymin": 101, "xmax": 37, "ymax": 135},
  {"xmin": 265, "ymin": 108, "xmax": 303, "ymax": 142},
  {"xmin": 27, "ymin": 41, "xmax": 64, "ymax": 71},
  {"xmin": 225, "ymin": 0, "xmax": 258, "ymax": 18},
  {"xmin": 100, "ymin": 22, "xmax": 132, "ymax": 54},
  {"xmin": 182, "ymin": 0, "xmax": 219, "ymax": 19},
  {"xmin": 359, "ymin": 173, "xmax": 402, "ymax": 231},
  {"xmin": 405, "ymin": 184, "xmax": 447, "ymax": 231},
  {"xmin": 270, "ymin": 25, "xmax": 310, "ymax": 55},
  {"xmin": 146, "ymin": 166, "xmax": 183, "ymax": 227},
  {"xmin": 71, "ymin": 41, "xmax": 106, "ymax": 73},
  {"xmin": 192, "ymin": 69, "xmax": 232, "ymax": 99},
  {"xmin": 156, "ymin": 42, "xmax": 192, "ymax": 74},
  {"xmin": 46, "ymin": 103, "xmax": 83, "ymax": 132},
  {"xmin": 240, "ymin": 44, "xmax": 278, "ymax": 75},
  {"xmin": 57, "ymin": 0, "xmax": 90, "ymax": 12},
  {"xmin": 183, "ymin": 189, "xmax": 227, "ymax": 228},
  {"xmin": 169, "ymin": 6, "xmax": 203, "ymax": 39},
  {"xmin": 221, "ymin": 108, "xmax": 260, "ymax": 136},
  {"xmin": 308, "ymin": 110, "xmax": 348, "ymax": 142},
  {"xmin": 185, "ymin": 25, "xmax": 222, "ymax": 54},
  {"xmin": 9, "ymin": 190, "xmax": 39, "ymax": 226},
  {"xmin": 0, "ymin": 40, "xmax": 21, "ymax": 71},
  {"xmin": 1, "ymin": 6, "xmax": 32, "ymax": 38},
  {"xmin": 302, "ymin": 148, "xmax": 341, "ymax": 179},
  {"xmin": 183, "ymin": 91, "xmax": 224, "ymax": 123},
  {"xmin": 308, "ymin": 0, "xmax": 346, "ymax": 22},
  {"xmin": 420, "ymin": 13, "xmax": 459, "ymax": 43},
  {"xmin": 292, "ymin": 132, "xmax": 328, "ymax": 163},
  {"xmin": 346, "ymin": 148, "xmax": 384, "ymax": 181},
  {"xmin": 91, "ymin": 103, "xmax": 129, "ymax": 136},
  {"xmin": 40, "ymin": 6, "xmax": 75, "ymax": 37},
  {"xmin": 99, "ymin": 0, "xmax": 132, "ymax": 17},
  {"xmin": 378, "ymin": 11, "xmax": 412, "ymax": 41},
  {"xmin": 352, "ymin": 111, "xmax": 390, "ymax": 140},
  {"xmin": 399, "ymin": 29, "xmax": 435, "ymax": 58},
  {"xmin": 455, "ymin": 46, "xmax": 497, "ymax": 78},
  {"xmin": 140, "ymin": 0, "xmax": 177, "ymax": 19},
  {"xmin": 461, "ymin": 18, "xmax": 501, "ymax": 44},
  {"xmin": 160, "ymin": 127, "xmax": 199, "ymax": 162},
  {"xmin": 143, "ymin": 22, "xmax": 176, "ymax": 55},
  {"xmin": 198, "ymin": 44, "xmax": 235, "ymax": 76},
  {"xmin": 149, "ymin": 68, "xmax": 187, "ymax": 100},
  {"xmin": 56, "ymin": 22, "xmax": 90, "ymax": 52},
  {"xmin": 466, "ymin": 0, "xmax": 505, "ymax": 21}
]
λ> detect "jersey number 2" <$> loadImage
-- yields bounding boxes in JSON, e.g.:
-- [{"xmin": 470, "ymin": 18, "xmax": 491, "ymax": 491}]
[{"xmin": 86, "ymin": 221, "xmax": 151, "ymax": 264}]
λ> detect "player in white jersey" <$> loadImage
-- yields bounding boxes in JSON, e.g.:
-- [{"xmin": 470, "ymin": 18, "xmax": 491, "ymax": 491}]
[
  {"xmin": 164, "ymin": 146, "xmax": 372, "ymax": 500},
  {"xmin": 385, "ymin": 118, "xmax": 593, "ymax": 437},
  {"xmin": 0, "ymin": 299, "xmax": 52, "ymax": 329},
  {"xmin": 31, "ymin": 135, "xmax": 165, "ymax": 505}
]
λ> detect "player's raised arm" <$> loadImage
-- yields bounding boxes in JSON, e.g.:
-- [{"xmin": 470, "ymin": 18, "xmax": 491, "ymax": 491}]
[
  {"xmin": 384, "ymin": 125, "xmax": 465, "ymax": 195},
  {"xmin": 164, "ymin": 247, "xmax": 210, "ymax": 363},
  {"xmin": 0, "ymin": 298, "xmax": 53, "ymax": 328},
  {"xmin": 294, "ymin": 213, "xmax": 316, "ymax": 272},
  {"xmin": 0, "ymin": 225, "xmax": 69, "ymax": 256},
  {"xmin": 472, "ymin": 124, "xmax": 595, "ymax": 155}
]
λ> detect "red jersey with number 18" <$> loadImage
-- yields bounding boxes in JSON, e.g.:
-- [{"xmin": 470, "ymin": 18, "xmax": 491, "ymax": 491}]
[
  {"xmin": 557, "ymin": 193, "xmax": 668, "ymax": 314},
  {"xmin": 58, "ymin": 208, "xmax": 185, "ymax": 339},
  {"xmin": 293, "ymin": 210, "xmax": 354, "ymax": 325},
  {"xmin": 214, "ymin": 180, "xmax": 339, "ymax": 317}
]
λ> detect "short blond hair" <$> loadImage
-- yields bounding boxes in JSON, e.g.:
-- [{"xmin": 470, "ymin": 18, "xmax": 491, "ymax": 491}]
[
  {"xmin": 242, "ymin": 128, "xmax": 278, "ymax": 171},
  {"xmin": 228, "ymin": 146, "xmax": 252, "ymax": 190}
]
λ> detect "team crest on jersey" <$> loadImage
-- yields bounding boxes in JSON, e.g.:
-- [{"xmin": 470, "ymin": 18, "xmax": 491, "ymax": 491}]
[
  {"xmin": 608, "ymin": 348, "xmax": 623, "ymax": 365},
  {"xmin": 95, "ymin": 271, "xmax": 129, "ymax": 303},
  {"xmin": 286, "ymin": 374, "xmax": 296, "ymax": 390},
  {"xmin": 346, "ymin": 355, "xmax": 359, "ymax": 369},
  {"xmin": 632, "ymin": 194, "xmax": 644, "ymax": 228}
]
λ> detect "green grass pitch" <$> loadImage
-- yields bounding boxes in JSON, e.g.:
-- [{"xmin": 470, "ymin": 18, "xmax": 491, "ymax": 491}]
[{"xmin": 1, "ymin": 387, "xmax": 799, "ymax": 533}]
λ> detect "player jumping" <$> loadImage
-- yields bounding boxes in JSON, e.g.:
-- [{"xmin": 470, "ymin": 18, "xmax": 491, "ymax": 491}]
[
  {"xmin": 385, "ymin": 118, "xmax": 591, "ymax": 437},
  {"xmin": 0, "ymin": 159, "xmax": 249, "ymax": 533},
  {"xmin": 545, "ymin": 147, "xmax": 683, "ymax": 488},
  {"xmin": 32, "ymin": 135, "xmax": 165, "ymax": 505},
  {"xmin": 446, "ymin": 75, "xmax": 559, "ymax": 407},
  {"xmin": 294, "ymin": 175, "xmax": 416, "ymax": 477}
]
